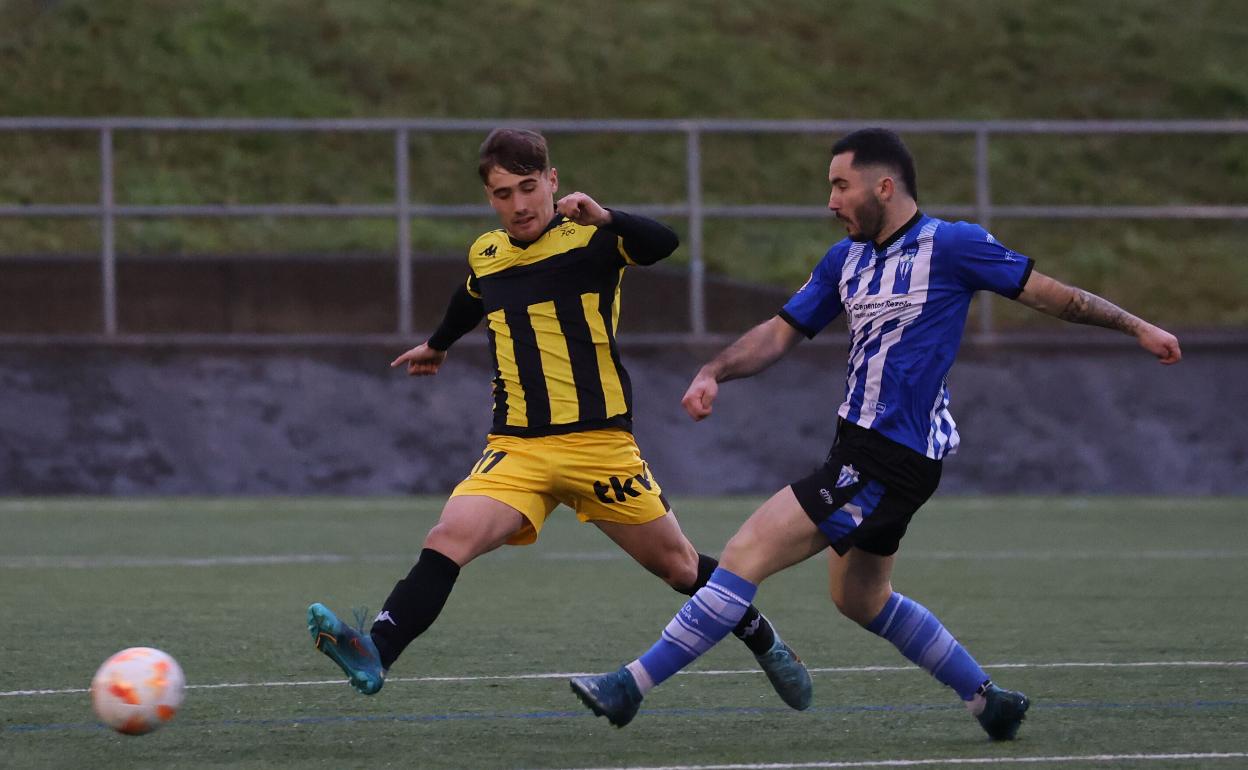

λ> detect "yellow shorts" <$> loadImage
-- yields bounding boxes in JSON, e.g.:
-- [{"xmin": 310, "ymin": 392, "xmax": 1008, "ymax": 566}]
[{"xmin": 450, "ymin": 428, "xmax": 670, "ymax": 545}]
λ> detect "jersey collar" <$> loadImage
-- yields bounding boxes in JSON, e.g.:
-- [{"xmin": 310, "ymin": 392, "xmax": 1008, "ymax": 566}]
[
  {"xmin": 874, "ymin": 210, "xmax": 924, "ymax": 251},
  {"xmin": 508, "ymin": 214, "xmax": 566, "ymax": 249}
]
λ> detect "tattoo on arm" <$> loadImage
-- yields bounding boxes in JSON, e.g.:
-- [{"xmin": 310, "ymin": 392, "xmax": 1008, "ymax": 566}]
[{"xmin": 1058, "ymin": 288, "xmax": 1142, "ymax": 334}]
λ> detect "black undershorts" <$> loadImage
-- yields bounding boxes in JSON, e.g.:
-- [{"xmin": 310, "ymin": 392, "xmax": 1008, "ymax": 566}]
[{"xmin": 790, "ymin": 420, "xmax": 942, "ymax": 556}]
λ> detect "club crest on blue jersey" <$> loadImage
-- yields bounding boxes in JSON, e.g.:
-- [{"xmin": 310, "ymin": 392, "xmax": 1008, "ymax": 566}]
[
  {"xmin": 835, "ymin": 464, "xmax": 860, "ymax": 489},
  {"xmin": 897, "ymin": 244, "xmax": 919, "ymax": 282},
  {"xmin": 777, "ymin": 216, "xmax": 1031, "ymax": 461}
]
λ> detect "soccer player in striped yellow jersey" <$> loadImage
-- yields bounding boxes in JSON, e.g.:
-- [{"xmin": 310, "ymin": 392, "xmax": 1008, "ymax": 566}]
[{"xmin": 306, "ymin": 128, "xmax": 813, "ymax": 710}]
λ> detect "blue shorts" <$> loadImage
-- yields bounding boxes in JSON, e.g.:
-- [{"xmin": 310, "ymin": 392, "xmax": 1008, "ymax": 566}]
[{"xmin": 790, "ymin": 421, "xmax": 942, "ymax": 556}]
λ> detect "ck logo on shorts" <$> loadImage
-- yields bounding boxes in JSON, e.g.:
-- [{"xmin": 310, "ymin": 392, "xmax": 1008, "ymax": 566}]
[{"xmin": 593, "ymin": 465, "xmax": 654, "ymax": 504}]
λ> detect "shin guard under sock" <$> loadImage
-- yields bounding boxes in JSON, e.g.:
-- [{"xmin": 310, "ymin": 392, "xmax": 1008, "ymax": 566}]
[
  {"xmin": 369, "ymin": 547, "xmax": 460, "ymax": 669},
  {"xmin": 683, "ymin": 553, "xmax": 775, "ymax": 655},
  {"xmin": 866, "ymin": 592, "xmax": 990, "ymax": 701}
]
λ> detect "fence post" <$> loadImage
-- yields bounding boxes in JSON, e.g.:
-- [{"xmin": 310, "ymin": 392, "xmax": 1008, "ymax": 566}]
[
  {"xmin": 99, "ymin": 127, "xmax": 117, "ymax": 336},
  {"xmin": 975, "ymin": 128, "xmax": 993, "ymax": 335},
  {"xmin": 395, "ymin": 128, "xmax": 413, "ymax": 336},
  {"xmin": 686, "ymin": 127, "xmax": 706, "ymax": 337}
]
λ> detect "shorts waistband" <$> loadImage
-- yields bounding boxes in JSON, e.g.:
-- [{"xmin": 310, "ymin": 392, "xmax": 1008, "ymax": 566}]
[{"xmin": 834, "ymin": 419, "xmax": 941, "ymax": 469}]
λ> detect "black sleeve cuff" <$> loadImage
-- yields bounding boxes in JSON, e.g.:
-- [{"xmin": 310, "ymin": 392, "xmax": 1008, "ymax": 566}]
[
  {"xmin": 428, "ymin": 283, "xmax": 485, "ymax": 351},
  {"xmin": 777, "ymin": 309, "xmax": 818, "ymax": 339},
  {"xmin": 1006, "ymin": 257, "xmax": 1036, "ymax": 299},
  {"xmin": 603, "ymin": 208, "xmax": 679, "ymax": 265}
]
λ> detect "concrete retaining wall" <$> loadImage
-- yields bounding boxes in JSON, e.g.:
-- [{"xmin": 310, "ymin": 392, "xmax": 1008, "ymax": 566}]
[{"xmin": 2, "ymin": 338, "xmax": 1243, "ymax": 495}]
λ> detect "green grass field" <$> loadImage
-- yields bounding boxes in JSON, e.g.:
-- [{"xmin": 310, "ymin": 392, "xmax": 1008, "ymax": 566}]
[{"xmin": 2, "ymin": 496, "xmax": 1245, "ymax": 769}]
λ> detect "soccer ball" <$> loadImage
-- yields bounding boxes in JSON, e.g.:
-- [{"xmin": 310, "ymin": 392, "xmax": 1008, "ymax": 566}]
[{"xmin": 90, "ymin": 647, "xmax": 185, "ymax": 735}]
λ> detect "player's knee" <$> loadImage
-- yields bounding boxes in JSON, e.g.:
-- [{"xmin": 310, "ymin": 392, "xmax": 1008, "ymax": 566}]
[
  {"xmin": 829, "ymin": 587, "xmax": 854, "ymax": 620},
  {"xmin": 423, "ymin": 521, "xmax": 478, "ymax": 563},
  {"xmin": 831, "ymin": 591, "xmax": 870, "ymax": 624},
  {"xmin": 644, "ymin": 541, "xmax": 697, "ymax": 591},
  {"xmin": 422, "ymin": 524, "xmax": 452, "ymax": 554},
  {"xmin": 659, "ymin": 550, "xmax": 699, "ymax": 591},
  {"xmin": 830, "ymin": 585, "xmax": 890, "ymax": 626},
  {"xmin": 661, "ymin": 566, "xmax": 697, "ymax": 591},
  {"xmin": 719, "ymin": 526, "xmax": 763, "ymax": 573}
]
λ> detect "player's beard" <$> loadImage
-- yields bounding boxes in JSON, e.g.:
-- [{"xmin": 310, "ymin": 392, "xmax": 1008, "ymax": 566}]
[{"xmin": 845, "ymin": 196, "xmax": 886, "ymax": 242}]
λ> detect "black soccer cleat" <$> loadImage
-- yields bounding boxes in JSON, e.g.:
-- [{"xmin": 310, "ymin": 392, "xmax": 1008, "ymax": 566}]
[
  {"xmin": 754, "ymin": 635, "xmax": 814, "ymax": 710},
  {"xmin": 975, "ymin": 683, "xmax": 1030, "ymax": 740},
  {"xmin": 570, "ymin": 667, "xmax": 644, "ymax": 728}
]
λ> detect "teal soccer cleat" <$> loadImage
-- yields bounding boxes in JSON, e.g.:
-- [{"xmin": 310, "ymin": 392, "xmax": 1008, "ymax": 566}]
[
  {"xmin": 570, "ymin": 668, "xmax": 643, "ymax": 728},
  {"xmin": 976, "ymin": 683, "xmax": 1030, "ymax": 740},
  {"xmin": 307, "ymin": 603, "xmax": 385, "ymax": 695},
  {"xmin": 755, "ymin": 635, "xmax": 814, "ymax": 710}
]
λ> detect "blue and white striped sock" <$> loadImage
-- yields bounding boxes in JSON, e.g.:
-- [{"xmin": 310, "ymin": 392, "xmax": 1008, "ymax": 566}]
[
  {"xmin": 866, "ymin": 592, "xmax": 990, "ymax": 701},
  {"xmin": 630, "ymin": 567, "xmax": 757, "ymax": 694}
]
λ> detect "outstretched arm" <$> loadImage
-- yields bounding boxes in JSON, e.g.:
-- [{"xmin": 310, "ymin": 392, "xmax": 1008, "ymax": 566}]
[
  {"xmin": 390, "ymin": 283, "xmax": 485, "ymax": 376},
  {"xmin": 1015, "ymin": 269, "xmax": 1182, "ymax": 364},
  {"xmin": 682, "ymin": 316, "xmax": 805, "ymax": 420}
]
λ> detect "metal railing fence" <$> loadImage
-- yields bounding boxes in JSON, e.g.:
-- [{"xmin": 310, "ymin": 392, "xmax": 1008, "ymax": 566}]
[{"xmin": 3, "ymin": 117, "xmax": 1248, "ymax": 342}]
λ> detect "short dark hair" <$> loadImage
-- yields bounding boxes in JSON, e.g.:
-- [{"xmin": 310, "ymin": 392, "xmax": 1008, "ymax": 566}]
[
  {"xmin": 477, "ymin": 128, "xmax": 549, "ymax": 184},
  {"xmin": 831, "ymin": 128, "xmax": 918, "ymax": 202}
]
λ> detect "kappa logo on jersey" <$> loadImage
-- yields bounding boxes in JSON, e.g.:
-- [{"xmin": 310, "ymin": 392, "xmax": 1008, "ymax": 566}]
[
  {"xmin": 374, "ymin": 611, "xmax": 396, "ymax": 626},
  {"xmin": 835, "ymin": 464, "xmax": 860, "ymax": 489},
  {"xmin": 592, "ymin": 465, "xmax": 654, "ymax": 504},
  {"xmin": 478, "ymin": 244, "xmax": 498, "ymax": 257}
]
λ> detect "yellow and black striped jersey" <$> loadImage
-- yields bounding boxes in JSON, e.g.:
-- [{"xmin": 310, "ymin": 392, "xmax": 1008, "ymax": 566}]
[{"xmin": 458, "ymin": 211, "xmax": 676, "ymax": 437}]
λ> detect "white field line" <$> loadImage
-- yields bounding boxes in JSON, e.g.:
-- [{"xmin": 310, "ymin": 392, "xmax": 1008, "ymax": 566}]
[
  {"xmin": 0, "ymin": 499, "xmax": 421, "ymax": 514},
  {"xmin": 4, "ymin": 659, "xmax": 1244, "ymax": 698},
  {"xmin": 548, "ymin": 752, "xmax": 1248, "ymax": 770},
  {"xmin": 0, "ymin": 554, "xmax": 403, "ymax": 569},
  {"xmin": 3, "ymin": 549, "xmax": 1247, "ymax": 569}
]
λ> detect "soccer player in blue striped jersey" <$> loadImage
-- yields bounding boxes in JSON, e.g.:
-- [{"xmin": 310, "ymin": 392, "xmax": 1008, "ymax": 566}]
[{"xmin": 570, "ymin": 127, "xmax": 1182, "ymax": 740}]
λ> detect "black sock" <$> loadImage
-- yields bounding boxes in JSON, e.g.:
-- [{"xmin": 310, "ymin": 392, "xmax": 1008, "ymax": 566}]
[
  {"xmin": 679, "ymin": 553, "xmax": 777, "ymax": 656},
  {"xmin": 369, "ymin": 547, "xmax": 460, "ymax": 669}
]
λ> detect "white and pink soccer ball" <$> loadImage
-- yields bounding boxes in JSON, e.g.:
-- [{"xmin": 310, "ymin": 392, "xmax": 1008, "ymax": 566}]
[{"xmin": 90, "ymin": 647, "xmax": 185, "ymax": 735}]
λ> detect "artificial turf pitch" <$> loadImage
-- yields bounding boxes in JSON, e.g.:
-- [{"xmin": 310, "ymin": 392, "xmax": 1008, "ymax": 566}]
[{"xmin": 2, "ymin": 496, "xmax": 1245, "ymax": 769}]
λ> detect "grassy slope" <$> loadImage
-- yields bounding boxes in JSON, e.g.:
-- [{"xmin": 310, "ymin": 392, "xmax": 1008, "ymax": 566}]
[{"xmin": 1, "ymin": 0, "xmax": 1247, "ymax": 325}]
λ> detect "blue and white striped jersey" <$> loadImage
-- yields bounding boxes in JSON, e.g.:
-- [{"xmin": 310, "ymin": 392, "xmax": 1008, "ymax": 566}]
[{"xmin": 779, "ymin": 212, "xmax": 1033, "ymax": 460}]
